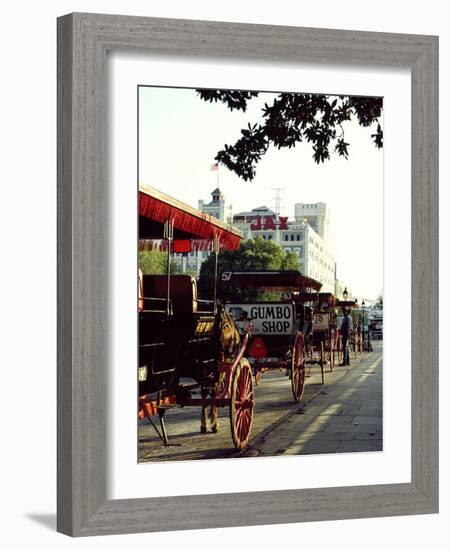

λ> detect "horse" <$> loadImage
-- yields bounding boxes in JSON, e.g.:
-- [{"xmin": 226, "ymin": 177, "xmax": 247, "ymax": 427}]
[{"xmin": 200, "ymin": 306, "xmax": 241, "ymax": 433}]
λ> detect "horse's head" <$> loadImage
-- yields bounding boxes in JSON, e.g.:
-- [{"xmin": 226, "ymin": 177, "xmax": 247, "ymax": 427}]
[{"xmin": 217, "ymin": 306, "xmax": 241, "ymax": 357}]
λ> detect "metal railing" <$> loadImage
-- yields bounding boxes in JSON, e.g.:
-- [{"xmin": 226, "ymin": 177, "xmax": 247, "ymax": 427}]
[{"xmin": 140, "ymin": 296, "xmax": 173, "ymax": 314}]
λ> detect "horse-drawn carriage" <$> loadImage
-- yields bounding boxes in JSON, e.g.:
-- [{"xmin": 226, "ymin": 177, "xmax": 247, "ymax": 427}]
[
  {"xmin": 350, "ymin": 305, "xmax": 363, "ymax": 355},
  {"xmin": 294, "ymin": 292, "xmax": 338, "ymax": 382},
  {"xmin": 138, "ymin": 184, "xmax": 254, "ymax": 450},
  {"xmin": 222, "ymin": 270, "xmax": 322, "ymax": 402},
  {"xmin": 369, "ymin": 309, "xmax": 383, "ymax": 341}
]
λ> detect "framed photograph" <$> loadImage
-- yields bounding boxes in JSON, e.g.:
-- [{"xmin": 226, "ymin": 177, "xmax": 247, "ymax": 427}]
[
  {"xmin": 57, "ymin": 13, "xmax": 438, "ymax": 536},
  {"xmin": 135, "ymin": 85, "xmax": 384, "ymax": 463}
]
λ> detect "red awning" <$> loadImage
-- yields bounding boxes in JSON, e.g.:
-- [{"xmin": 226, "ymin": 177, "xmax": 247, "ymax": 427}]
[
  {"xmin": 139, "ymin": 184, "xmax": 242, "ymax": 251},
  {"xmin": 139, "ymin": 239, "xmax": 219, "ymax": 252}
]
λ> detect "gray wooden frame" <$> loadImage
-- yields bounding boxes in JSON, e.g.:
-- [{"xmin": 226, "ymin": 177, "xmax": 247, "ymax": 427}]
[{"xmin": 57, "ymin": 12, "xmax": 438, "ymax": 537}]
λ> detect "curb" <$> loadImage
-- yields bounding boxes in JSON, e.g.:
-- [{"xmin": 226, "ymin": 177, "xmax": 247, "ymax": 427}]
[{"xmin": 232, "ymin": 359, "xmax": 362, "ymax": 458}]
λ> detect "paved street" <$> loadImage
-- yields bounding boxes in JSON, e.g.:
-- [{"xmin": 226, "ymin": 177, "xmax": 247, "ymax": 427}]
[{"xmin": 139, "ymin": 342, "xmax": 382, "ymax": 462}]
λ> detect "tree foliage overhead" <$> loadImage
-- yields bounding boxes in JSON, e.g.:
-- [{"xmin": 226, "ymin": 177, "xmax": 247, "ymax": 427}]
[
  {"xmin": 198, "ymin": 237, "xmax": 300, "ymax": 301},
  {"xmin": 197, "ymin": 89, "xmax": 383, "ymax": 181}
]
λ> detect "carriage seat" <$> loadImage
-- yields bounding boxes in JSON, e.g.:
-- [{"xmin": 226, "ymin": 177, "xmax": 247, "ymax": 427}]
[{"xmin": 142, "ymin": 274, "xmax": 198, "ymax": 314}]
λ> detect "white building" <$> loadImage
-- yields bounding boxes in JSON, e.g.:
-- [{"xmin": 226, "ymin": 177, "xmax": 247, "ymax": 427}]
[
  {"xmin": 173, "ymin": 188, "xmax": 231, "ymax": 275},
  {"xmin": 173, "ymin": 190, "xmax": 336, "ymax": 291},
  {"xmin": 197, "ymin": 187, "xmax": 232, "ymax": 224},
  {"xmin": 233, "ymin": 202, "xmax": 336, "ymax": 292},
  {"xmin": 295, "ymin": 202, "xmax": 331, "ymax": 242}
]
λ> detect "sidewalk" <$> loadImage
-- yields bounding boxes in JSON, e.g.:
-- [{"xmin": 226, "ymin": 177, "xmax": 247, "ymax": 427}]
[
  {"xmin": 241, "ymin": 342, "xmax": 383, "ymax": 456},
  {"xmin": 139, "ymin": 344, "xmax": 382, "ymax": 461}
]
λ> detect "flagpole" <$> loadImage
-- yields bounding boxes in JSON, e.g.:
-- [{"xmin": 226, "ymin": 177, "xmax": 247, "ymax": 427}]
[{"xmin": 210, "ymin": 162, "xmax": 219, "ymax": 186}]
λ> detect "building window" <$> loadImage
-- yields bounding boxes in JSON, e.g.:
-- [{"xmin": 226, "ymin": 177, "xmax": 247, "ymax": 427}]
[
  {"xmin": 296, "ymin": 234, "xmax": 300, "ymax": 241},
  {"xmin": 290, "ymin": 235, "xmax": 294, "ymax": 241},
  {"xmin": 284, "ymin": 234, "xmax": 288, "ymax": 241}
]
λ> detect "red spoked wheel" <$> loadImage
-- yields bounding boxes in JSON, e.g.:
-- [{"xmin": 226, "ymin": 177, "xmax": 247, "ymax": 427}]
[
  {"xmin": 336, "ymin": 333, "xmax": 343, "ymax": 364},
  {"xmin": 329, "ymin": 330, "xmax": 335, "ymax": 372},
  {"xmin": 352, "ymin": 336, "xmax": 357, "ymax": 359},
  {"xmin": 291, "ymin": 333, "xmax": 306, "ymax": 402},
  {"xmin": 320, "ymin": 340, "xmax": 325, "ymax": 384},
  {"xmin": 230, "ymin": 359, "xmax": 255, "ymax": 450}
]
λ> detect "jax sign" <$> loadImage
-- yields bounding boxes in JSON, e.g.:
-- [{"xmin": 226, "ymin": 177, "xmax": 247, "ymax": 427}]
[{"xmin": 225, "ymin": 303, "xmax": 295, "ymax": 336}]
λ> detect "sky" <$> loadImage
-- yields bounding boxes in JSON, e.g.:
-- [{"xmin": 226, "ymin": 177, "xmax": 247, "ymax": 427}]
[{"xmin": 138, "ymin": 86, "xmax": 383, "ymax": 302}]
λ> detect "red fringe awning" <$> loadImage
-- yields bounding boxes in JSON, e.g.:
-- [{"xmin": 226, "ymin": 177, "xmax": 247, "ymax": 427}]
[
  {"xmin": 221, "ymin": 270, "xmax": 323, "ymax": 291},
  {"xmin": 139, "ymin": 239, "xmax": 232, "ymax": 252},
  {"xmin": 139, "ymin": 184, "xmax": 242, "ymax": 251}
]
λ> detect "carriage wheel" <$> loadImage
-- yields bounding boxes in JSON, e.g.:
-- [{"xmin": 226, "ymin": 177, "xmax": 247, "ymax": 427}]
[
  {"xmin": 230, "ymin": 359, "xmax": 254, "ymax": 450},
  {"xmin": 320, "ymin": 341, "xmax": 325, "ymax": 384},
  {"xmin": 336, "ymin": 334, "xmax": 342, "ymax": 363},
  {"xmin": 291, "ymin": 334, "xmax": 306, "ymax": 402},
  {"xmin": 352, "ymin": 338, "xmax": 357, "ymax": 359},
  {"xmin": 329, "ymin": 332, "xmax": 335, "ymax": 372},
  {"xmin": 306, "ymin": 344, "xmax": 314, "ymax": 378}
]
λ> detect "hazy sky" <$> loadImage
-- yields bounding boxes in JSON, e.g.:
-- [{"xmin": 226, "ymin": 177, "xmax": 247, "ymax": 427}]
[{"xmin": 138, "ymin": 86, "xmax": 383, "ymax": 302}]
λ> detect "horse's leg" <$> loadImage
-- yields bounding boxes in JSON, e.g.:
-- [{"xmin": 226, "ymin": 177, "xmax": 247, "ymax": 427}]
[
  {"xmin": 210, "ymin": 404, "xmax": 219, "ymax": 433},
  {"xmin": 200, "ymin": 387, "xmax": 208, "ymax": 433},
  {"xmin": 210, "ymin": 373, "xmax": 224, "ymax": 433}
]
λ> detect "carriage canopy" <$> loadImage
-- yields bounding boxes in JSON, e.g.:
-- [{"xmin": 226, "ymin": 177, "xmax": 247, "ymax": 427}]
[
  {"xmin": 336, "ymin": 300, "xmax": 360, "ymax": 309},
  {"xmin": 221, "ymin": 270, "xmax": 322, "ymax": 292},
  {"xmin": 294, "ymin": 292, "xmax": 336, "ymax": 306},
  {"xmin": 139, "ymin": 183, "xmax": 242, "ymax": 251}
]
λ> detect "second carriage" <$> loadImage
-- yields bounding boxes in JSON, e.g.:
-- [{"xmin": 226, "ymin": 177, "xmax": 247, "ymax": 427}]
[
  {"xmin": 294, "ymin": 292, "xmax": 338, "ymax": 382},
  {"xmin": 222, "ymin": 270, "xmax": 322, "ymax": 402}
]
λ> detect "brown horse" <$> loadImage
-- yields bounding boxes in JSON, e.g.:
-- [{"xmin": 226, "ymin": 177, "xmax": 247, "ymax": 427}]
[{"xmin": 200, "ymin": 307, "xmax": 241, "ymax": 433}]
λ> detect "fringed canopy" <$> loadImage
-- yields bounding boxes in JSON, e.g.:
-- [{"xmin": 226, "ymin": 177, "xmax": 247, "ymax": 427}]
[
  {"xmin": 139, "ymin": 183, "xmax": 242, "ymax": 251},
  {"xmin": 220, "ymin": 270, "xmax": 322, "ymax": 291}
]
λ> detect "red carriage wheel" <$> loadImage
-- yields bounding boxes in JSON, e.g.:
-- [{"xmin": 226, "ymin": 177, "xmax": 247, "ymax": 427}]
[
  {"xmin": 337, "ymin": 333, "xmax": 342, "ymax": 363},
  {"xmin": 329, "ymin": 330, "xmax": 335, "ymax": 372},
  {"xmin": 319, "ymin": 340, "xmax": 325, "ymax": 384},
  {"xmin": 230, "ymin": 359, "xmax": 254, "ymax": 450},
  {"xmin": 291, "ymin": 333, "xmax": 306, "ymax": 402}
]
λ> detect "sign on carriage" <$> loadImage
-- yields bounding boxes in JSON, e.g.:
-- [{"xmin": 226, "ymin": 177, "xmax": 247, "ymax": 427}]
[
  {"xmin": 225, "ymin": 303, "xmax": 295, "ymax": 336},
  {"xmin": 313, "ymin": 313, "xmax": 330, "ymax": 331}
]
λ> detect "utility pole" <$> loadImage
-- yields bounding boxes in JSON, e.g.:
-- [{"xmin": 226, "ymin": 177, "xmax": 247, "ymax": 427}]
[{"xmin": 272, "ymin": 187, "xmax": 284, "ymax": 217}]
